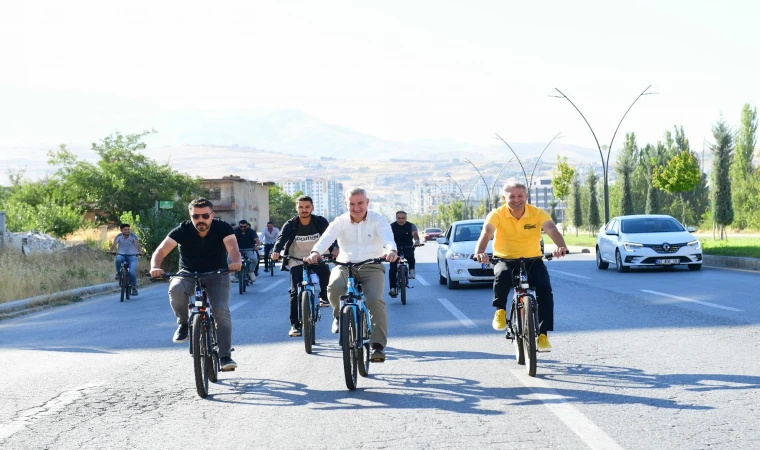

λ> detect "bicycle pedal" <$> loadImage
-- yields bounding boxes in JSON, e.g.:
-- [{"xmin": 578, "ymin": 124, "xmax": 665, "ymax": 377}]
[{"xmin": 220, "ymin": 367, "xmax": 236, "ymax": 372}]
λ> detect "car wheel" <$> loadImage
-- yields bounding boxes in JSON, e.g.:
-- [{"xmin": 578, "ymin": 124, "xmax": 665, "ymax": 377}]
[
  {"xmin": 596, "ymin": 247, "xmax": 609, "ymax": 270},
  {"xmin": 438, "ymin": 260, "xmax": 446, "ymax": 285},
  {"xmin": 688, "ymin": 264, "xmax": 702, "ymax": 271},
  {"xmin": 615, "ymin": 249, "xmax": 629, "ymax": 273},
  {"xmin": 445, "ymin": 264, "xmax": 459, "ymax": 289}
]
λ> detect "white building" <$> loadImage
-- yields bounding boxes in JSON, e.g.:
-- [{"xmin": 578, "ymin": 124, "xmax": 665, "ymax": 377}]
[
  {"xmin": 279, "ymin": 178, "xmax": 345, "ymax": 220},
  {"xmin": 529, "ymin": 177, "xmax": 565, "ymax": 221}
]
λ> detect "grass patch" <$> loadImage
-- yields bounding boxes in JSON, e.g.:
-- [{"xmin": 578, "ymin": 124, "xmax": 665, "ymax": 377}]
[
  {"xmin": 550, "ymin": 233, "xmax": 760, "ymax": 258},
  {"xmin": 0, "ymin": 245, "xmax": 149, "ymax": 304}
]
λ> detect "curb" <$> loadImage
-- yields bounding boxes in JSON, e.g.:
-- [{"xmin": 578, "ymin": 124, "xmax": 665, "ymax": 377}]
[{"xmin": 0, "ymin": 282, "xmax": 120, "ymax": 313}]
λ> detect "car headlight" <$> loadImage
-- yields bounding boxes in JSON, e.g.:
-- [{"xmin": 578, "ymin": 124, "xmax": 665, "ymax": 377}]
[
  {"xmin": 623, "ymin": 242, "xmax": 643, "ymax": 252},
  {"xmin": 448, "ymin": 252, "xmax": 471, "ymax": 260},
  {"xmin": 687, "ymin": 240, "xmax": 701, "ymax": 251}
]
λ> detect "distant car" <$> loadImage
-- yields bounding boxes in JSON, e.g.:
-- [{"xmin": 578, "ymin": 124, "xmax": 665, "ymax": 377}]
[
  {"xmin": 436, "ymin": 220, "xmax": 494, "ymax": 289},
  {"xmin": 422, "ymin": 228, "xmax": 443, "ymax": 242},
  {"xmin": 596, "ymin": 214, "xmax": 703, "ymax": 272}
]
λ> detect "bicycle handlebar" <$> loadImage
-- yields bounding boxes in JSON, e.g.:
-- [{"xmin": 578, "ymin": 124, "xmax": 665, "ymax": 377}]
[
  {"xmin": 110, "ymin": 253, "xmax": 143, "ymax": 256},
  {"xmin": 158, "ymin": 268, "xmax": 229, "ymax": 279},
  {"xmin": 397, "ymin": 244, "xmax": 424, "ymax": 251},
  {"xmin": 323, "ymin": 257, "xmax": 386, "ymax": 268},
  {"xmin": 281, "ymin": 255, "xmax": 329, "ymax": 264},
  {"xmin": 471, "ymin": 253, "xmax": 554, "ymax": 263}
]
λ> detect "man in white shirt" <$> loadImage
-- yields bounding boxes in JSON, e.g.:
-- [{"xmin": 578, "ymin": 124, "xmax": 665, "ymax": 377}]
[
  {"xmin": 305, "ymin": 187, "xmax": 398, "ymax": 362},
  {"xmin": 261, "ymin": 221, "xmax": 280, "ymax": 272}
]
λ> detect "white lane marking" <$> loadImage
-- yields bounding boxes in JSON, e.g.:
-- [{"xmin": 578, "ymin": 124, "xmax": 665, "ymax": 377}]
[
  {"xmin": 415, "ymin": 275, "xmax": 430, "ymax": 286},
  {"xmin": 0, "ymin": 382, "xmax": 103, "ymax": 442},
  {"xmin": 259, "ymin": 279, "xmax": 287, "ymax": 293},
  {"xmin": 640, "ymin": 289, "xmax": 743, "ymax": 312},
  {"xmin": 230, "ymin": 301, "xmax": 249, "ymax": 312},
  {"xmin": 436, "ymin": 298, "xmax": 476, "ymax": 328},
  {"xmin": 510, "ymin": 370, "xmax": 623, "ymax": 450},
  {"xmin": 548, "ymin": 269, "xmax": 591, "ymax": 280}
]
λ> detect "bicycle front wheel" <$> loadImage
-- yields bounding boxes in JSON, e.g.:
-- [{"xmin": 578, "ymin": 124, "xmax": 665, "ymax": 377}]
[
  {"xmin": 512, "ymin": 298, "xmax": 525, "ymax": 365},
  {"xmin": 120, "ymin": 269, "xmax": 127, "ymax": 302},
  {"xmin": 238, "ymin": 267, "xmax": 245, "ymax": 295},
  {"xmin": 399, "ymin": 265, "xmax": 407, "ymax": 305},
  {"xmin": 301, "ymin": 290, "xmax": 313, "ymax": 354},
  {"xmin": 192, "ymin": 314, "xmax": 210, "ymax": 398},
  {"xmin": 357, "ymin": 310, "xmax": 370, "ymax": 378},
  {"xmin": 522, "ymin": 297, "xmax": 537, "ymax": 377},
  {"xmin": 341, "ymin": 307, "xmax": 358, "ymax": 391}
]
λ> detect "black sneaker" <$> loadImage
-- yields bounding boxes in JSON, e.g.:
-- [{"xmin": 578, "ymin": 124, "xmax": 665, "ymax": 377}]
[
  {"xmin": 370, "ymin": 344, "xmax": 386, "ymax": 363},
  {"xmin": 172, "ymin": 324, "xmax": 188, "ymax": 343},
  {"xmin": 319, "ymin": 298, "xmax": 330, "ymax": 307},
  {"xmin": 389, "ymin": 288, "xmax": 397, "ymax": 298},
  {"xmin": 220, "ymin": 356, "xmax": 237, "ymax": 371},
  {"xmin": 131, "ymin": 287, "xmax": 139, "ymax": 296},
  {"xmin": 289, "ymin": 325, "xmax": 302, "ymax": 337}
]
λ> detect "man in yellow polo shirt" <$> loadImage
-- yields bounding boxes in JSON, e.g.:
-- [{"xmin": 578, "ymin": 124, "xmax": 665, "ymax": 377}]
[{"xmin": 474, "ymin": 181, "xmax": 568, "ymax": 351}]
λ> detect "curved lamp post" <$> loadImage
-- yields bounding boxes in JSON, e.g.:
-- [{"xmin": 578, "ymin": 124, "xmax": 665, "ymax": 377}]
[
  {"xmin": 493, "ymin": 132, "xmax": 563, "ymax": 204},
  {"xmin": 551, "ymin": 85, "xmax": 656, "ymax": 222}
]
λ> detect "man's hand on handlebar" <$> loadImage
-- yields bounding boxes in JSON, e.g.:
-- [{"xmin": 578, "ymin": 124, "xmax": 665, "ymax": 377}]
[
  {"xmin": 304, "ymin": 252, "xmax": 322, "ymax": 265},
  {"xmin": 474, "ymin": 253, "xmax": 490, "ymax": 264},
  {"xmin": 271, "ymin": 252, "xmax": 280, "ymax": 262},
  {"xmin": 384, "ymin": 249, "xmax": 399, "ymax": 263},
  {"xmin": 228, "ymin": 262, "xmax": 242, "ymax": 272},
  {"xmin": 150, "ymin": 267, "xmax": 165, "ymax": 278},
  {"xmin": 553, "ymin": 247, "xmax": 568, "ymax": 258}
]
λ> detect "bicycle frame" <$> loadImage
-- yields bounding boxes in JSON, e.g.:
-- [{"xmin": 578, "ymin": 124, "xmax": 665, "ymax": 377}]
[{"xmin": 505, "ymin": 259, "xmax": 539, "ymax": 342}]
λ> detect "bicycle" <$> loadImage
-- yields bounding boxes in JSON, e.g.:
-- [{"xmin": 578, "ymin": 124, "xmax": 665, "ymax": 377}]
[
  {"xmin": 237, "ymin": 248, "xmax": 255, "ymax": 295},
  {"xmin": 324, "ymin": 257, "xmax": 385, "ymax": 391},
  {"xmin": 489, "ymin": 253, "xmax": 553, "ymax": 377},
  {"xmin": 111, "ymin": 252, "xmax": 141, "ymax": 302},
  {"xmin": 263, "ymin": 245, "xmax": 276, "ymax": 277},
  {"xmin": 282, "ymin": 256, "xmax": 327, "ymax": 354},
  {"xmin": 160, "ymin": 268, "xmax": 230, "ymax": 398},
  {"xmin": 390, "ymin": 244, "xmax": 423, "ymax": 305}
]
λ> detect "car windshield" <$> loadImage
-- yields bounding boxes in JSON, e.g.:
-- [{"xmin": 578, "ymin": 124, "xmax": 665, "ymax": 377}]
[
  {"xmin": 453, "ymin": 224, "xmax": 482, "ymax": 242},
  {"xmin": 620, "ymin": 218, "xmax": 685, "ymax": 233},
  {"xmin": 425, "ymin": 228, "xmax": 441, "ymax": 233}
]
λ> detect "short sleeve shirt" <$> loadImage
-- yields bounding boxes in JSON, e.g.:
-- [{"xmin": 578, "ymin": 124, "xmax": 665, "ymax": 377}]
[
  {"xmin": 113, "ymin": 233, "xmax": 140, "ymax": 255},
  {"xmin": 486, "ymin": 204, "xmax": 551, "ymax": 258},
  {"xmin": 287, "ymin": 221, "xmax": 321, "ymax": 268},
  {"xmin": 234, "ymin": 228, "xmax": 258, "ymax": 250},
  {"xmin": 168, "ymin": 219, "xmax": 234, "ymax": 272}
]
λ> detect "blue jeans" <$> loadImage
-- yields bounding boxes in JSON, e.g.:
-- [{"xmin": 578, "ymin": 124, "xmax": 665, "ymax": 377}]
[{"xmin": 115, "ymin": 254, "xmax": 138, "ymax": 287}]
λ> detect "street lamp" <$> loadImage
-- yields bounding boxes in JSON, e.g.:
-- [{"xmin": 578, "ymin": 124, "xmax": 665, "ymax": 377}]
[
  {"xmin": 493, "ymin": 132, "xmax": 563, "ymax": 204},
  {"xmin": 551, "ymin": 85, "xmax": 656, "ymax": 222},
  {"xmin": 463, "ymin": 157, "xmax": 515, "ymax": 211},
  {"xmin": 444, "ymin": 173, "xmax": 469, "ymax": 220}
]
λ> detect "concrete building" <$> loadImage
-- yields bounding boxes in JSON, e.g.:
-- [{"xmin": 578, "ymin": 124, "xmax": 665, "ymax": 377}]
[
  {"xmin": 201, "ymin": 175, "xmax": 273, "ymax": 229},
  {"xmin": 529, "ymin": 177, "xmax": 565, "ymax": 221},
  {"xmin": 279, "ymin": 178, "xmax": 345, "ymax": 220}
]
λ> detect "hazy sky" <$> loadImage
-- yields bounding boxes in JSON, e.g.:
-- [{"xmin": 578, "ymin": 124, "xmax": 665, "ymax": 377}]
[{"xmin": 1, "ymin": 0, "xmax": 758, "ymax": 153}]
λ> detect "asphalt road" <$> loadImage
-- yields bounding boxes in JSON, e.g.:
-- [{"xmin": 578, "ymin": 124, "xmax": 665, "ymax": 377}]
[{"xmin": 1, "ymin": 244, "xmax": 759, "ymax": 449}]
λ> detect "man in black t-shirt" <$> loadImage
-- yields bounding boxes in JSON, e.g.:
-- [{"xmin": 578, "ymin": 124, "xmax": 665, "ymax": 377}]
[
  {"xmin": 150, "ymin": 198, "xmax": 242, "ymax": 371},
  {"xmin": 388, "ymin": 210, "xmax": 421, "ymax": 297},
  {"xmin": 233, "ymin": 220, "xmax": 261, "ymax": 281},
  {"xmin": 271, "ymin": 195, "xmax": 338, "ymax": 337}
]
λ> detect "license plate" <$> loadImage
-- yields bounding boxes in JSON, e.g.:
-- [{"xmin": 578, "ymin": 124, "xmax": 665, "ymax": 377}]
[
  {"xmin": 481, "ymin": 263, "xmax": 492, "ymax": 270},
  {"xmin": 656, "ymin": 258, "xmax": 680, "ymax": 265}
]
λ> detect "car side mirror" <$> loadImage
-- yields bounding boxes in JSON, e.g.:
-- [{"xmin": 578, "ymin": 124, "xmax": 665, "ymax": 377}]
[
  {"xmin": 687, "ymin": 226, "xmax": 696, "ymax": 232},
  {"xmin": 605, "ymin": 229, "xmax": 618, "ymax": 236},
  {"xmin": 436, "ymin": 237, "xmax": 448, "ymax": 244}
]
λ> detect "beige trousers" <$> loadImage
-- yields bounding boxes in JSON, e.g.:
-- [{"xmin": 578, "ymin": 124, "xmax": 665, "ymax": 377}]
[{"xmin": 327, "ymin": 264, "xmax": 387, "ymax": 348}]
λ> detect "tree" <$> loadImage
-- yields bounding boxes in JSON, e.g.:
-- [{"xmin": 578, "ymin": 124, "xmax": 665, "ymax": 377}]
[
  {"xmin": 549, "ymin": 200, "xmax": 558, "ymax": 223},
  {"xmin": 640, "ymin": 142, "xmax": 666, "ymax": 214},
  {"xmin": 48, "ymin": 131, "xmax": 205, "ymax": 223},
  {"xmin": 710, "ymin": 118, "xmax": 735, "ymax": 239},
  {"xmin": 571, "ymin": 172, "xmax": 583, "ymax": 236},
  {"xmin": 730, "ymin": 104, "xmax": 759, "ymax": 229},
  {"xmin": 653, "ymin": 150, "xmax": 701, "ymax": 226},
  {"xmin": 551, "ymin": 155, "xmax": 575, "ymax": 233},
  {"xmin": 615, "ymin": 132, "xmax": 637, "ymax": 216},
  {"xmin": 586, "ymin": 170, "xmax": 601, "ymax": 235},
  {"xmin": 268, "ymin": 186, "xmax": 298, "ymax": 228}
]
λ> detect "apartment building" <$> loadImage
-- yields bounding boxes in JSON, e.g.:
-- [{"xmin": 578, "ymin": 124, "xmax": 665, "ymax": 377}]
[{"xmin": 279, "ymin": 178, "xmax": 345, "ymax": 220}]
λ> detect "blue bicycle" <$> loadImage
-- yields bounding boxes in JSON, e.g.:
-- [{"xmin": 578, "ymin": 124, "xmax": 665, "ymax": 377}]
[
  {"xmin": 325, "ymin": 257, "xmax": 385, "ymax": 391},
  {"xmin": 283, "ymin": 256, "xmax": 326, "ymax": 354}
]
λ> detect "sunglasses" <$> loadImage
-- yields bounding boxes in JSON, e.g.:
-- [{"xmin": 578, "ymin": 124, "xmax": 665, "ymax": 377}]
[{"xmin": 192, "ymin": 213, "xmax": 211, "ymax": 220}]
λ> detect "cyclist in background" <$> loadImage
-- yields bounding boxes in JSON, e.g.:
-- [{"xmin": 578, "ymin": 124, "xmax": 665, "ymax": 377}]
[
  {"xmin": 271, "ymin": 195, "xmax": 338, "ymax": 337},
  {"xmin": 261, "ymin": 221, "xmax": 280, "ymax": 272},
  {"xmin": 149, "ymin": 198, "xmax": 241, "ymax": 370},
  {"xmin": 474, "ymin": 182, "xmax": 567, "ymax": 352},
  {"xmin": 109, "ymin": 223, "xmax": 143, "ymax": 296},
  {"xmin": 388, "ymin": 211, "xmax": 421, "ymax": 297},
  {"xmin": 234, "ymin": 220, "xmax": 260, "ymax": 283}
]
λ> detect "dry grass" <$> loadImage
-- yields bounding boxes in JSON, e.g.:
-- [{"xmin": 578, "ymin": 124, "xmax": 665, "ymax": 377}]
[{"xmin": 0, "ymin": 245, "xmax": 148, "ymax": 304}]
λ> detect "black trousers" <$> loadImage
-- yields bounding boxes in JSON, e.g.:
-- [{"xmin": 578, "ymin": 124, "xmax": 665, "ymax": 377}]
[
  {"xmin": 492, "ymin": 259, "xmax": 554, "ymax": 334},
  {"xmin": 289, "ymin": 263, "xmax": 330, "ymax": 326},
  {"xmin": 263, "ymin": 244, "xmax": 274, "ymax": 270},
  {"xmin": 388, "ymin": 247, "xmax": 416, "ymax": 289}
]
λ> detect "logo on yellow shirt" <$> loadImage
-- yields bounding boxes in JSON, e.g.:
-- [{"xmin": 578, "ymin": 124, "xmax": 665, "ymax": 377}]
[{"xmin": 523, "ymin": 224, "xmax": 537, "ymax": 229}]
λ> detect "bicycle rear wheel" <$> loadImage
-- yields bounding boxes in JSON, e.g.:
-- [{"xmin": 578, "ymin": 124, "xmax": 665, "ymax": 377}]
[
  {"xmin": 341, "ymin": 307, "xmax": 358, "ymax": 390},
  {"xmin": 522, "ymin": 297, "xmax": 537, "ymax": 377},
  {"xmin": 192, "ymin": 314, "xmax": 210, "ymax": 398},
  {"xmin": 399, "ymin": 265, "xmax": 407, "ymax": 305},
  {"xmin": 238, "ymin": 267, "xmax": 246, "ymax": 295},
  {"xmin": 301, "ymin": 290, "xmax": 313, "ymax": 354},
  {"xmin": 512, "ymin": 298, "xmax": 525, "ymax": 365},
  {"xmin": 208, "ymin": 317, "xmax": 220, "ymax": 383}
]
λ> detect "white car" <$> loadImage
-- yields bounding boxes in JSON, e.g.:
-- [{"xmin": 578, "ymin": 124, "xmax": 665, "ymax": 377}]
[
  {"xmin": 596, "ymin": 214, "xmax": 703, "ymax": 272},
  {"xmin": 436, "ymin": 219, "xmax": 494, "ymax": 289}
]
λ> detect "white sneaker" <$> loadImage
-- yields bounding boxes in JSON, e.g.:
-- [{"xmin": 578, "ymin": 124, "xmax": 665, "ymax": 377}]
[
  {"xmin": 331, "ymin": 318, "xmax": 339, "ymax": 334},
  {"xmin": 249, "ymin": 273, "xmax": 256, "ymax": 283},
  {"xmin": 409, "ymin": 269, "xmax": 416, "ymax": 279}
]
